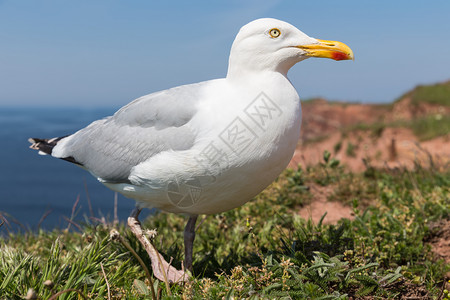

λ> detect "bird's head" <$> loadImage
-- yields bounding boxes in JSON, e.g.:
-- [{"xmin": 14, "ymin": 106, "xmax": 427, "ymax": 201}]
[{"xmin": 227, "ymin": 18, "xmax": 354, "ymax": 78}]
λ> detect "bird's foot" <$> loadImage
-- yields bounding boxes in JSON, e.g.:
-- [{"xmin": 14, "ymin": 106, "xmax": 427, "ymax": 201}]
[{"xmin": 127, "ymin": 213, "xmax": 190, "ymax": 283}]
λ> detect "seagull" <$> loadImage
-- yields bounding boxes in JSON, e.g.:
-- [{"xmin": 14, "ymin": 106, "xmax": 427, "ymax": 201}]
[{"xmin": 29, "ymin": 18, "xmax": 353, "ymax": 282}]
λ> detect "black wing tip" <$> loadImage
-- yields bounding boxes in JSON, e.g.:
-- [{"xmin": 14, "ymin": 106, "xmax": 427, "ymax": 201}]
[
  {"xmin": 29, "ymin": 137, "xmax": 55, "ymax": 155},
  {"xmin": 28, "ymin": 136, "xmax": 83, "ymax": 166}
]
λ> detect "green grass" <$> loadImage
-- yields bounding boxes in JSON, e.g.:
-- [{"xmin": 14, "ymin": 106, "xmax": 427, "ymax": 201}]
[
  {"xmin": 396, "ymin": 81, "xmax": 450, "ymax": 107},
  {"xmin": 385, "ymin": 114, "xmax": 450, "ymax": 141},
  {"xmin": 405, "ymin": 114, "xmax": 450, "ymax": 141},
  {"xmin": 340, "ymin": 114, "xmax": 450, "ymax": 141},
  {"xmin": 410, "ymin": 82, "xmax": 450, "ymax": 106},
  {"xmin": 1, "ymin": 154, "xmax": 449, "ymax": 299}
]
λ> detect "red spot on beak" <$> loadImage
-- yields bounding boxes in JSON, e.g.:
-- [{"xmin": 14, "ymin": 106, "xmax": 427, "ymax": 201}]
[{"xmin": 331, "ymin": 51, "xmax": 350, "ymax": 61}]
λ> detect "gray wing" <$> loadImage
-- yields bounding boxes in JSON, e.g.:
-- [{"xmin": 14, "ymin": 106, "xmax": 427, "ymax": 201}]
[{"xmin": 53, "ymin": 82, "xmax": 206, "ymax": 182}]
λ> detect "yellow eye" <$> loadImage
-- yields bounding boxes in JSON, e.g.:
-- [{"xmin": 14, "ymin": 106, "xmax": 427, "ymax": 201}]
[{"xmin": 269, "ymin": 28, "xmax": 281, "ymax": 38}]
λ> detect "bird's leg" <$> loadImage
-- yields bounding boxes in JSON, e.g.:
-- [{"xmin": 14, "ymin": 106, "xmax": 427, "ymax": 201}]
[
  {"xmin": 184, "ymin": 215, "xmax": 198, "ymax": 272},
  {"xmin": 127, "ymin": 207, "xmax": 190, "ymax": 283}
]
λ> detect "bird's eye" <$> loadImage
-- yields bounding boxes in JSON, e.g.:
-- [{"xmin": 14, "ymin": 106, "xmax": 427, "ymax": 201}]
[{"xmin": 269, "ymin": 28, "xmax": 281, "ymax": 38}]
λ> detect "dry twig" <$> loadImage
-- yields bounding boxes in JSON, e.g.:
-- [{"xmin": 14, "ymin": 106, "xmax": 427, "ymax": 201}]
[{"xmin": 100, "ymin": 262, "xmax": 111, "ymax": 300}]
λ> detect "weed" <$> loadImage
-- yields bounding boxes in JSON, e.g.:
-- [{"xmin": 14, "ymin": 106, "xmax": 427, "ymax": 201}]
[
  {"xmin": 346, "ymin": 142, "xmax": 357, "ymax": 157},
  {"xmin": 333, "ymin": 140, "xmax": 342, "ymax": 154}
]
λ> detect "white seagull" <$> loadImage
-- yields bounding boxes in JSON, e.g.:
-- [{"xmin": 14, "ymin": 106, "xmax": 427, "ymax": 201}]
[{"xmin": 29, "ymin": 18, "xmax": 353, "ymax": 282}]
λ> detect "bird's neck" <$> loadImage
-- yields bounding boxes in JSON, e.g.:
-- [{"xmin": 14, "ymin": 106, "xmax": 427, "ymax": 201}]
[
  {"xmin": 226, "ymin": 64, "xmax": 292, "ymax": 92},
  {"xmin": 226, "ymin": 51, "xmax": 293, "ymax": 82},
  {"xmin": 226, "ymin": 64, "xmax": 290, "ymax": 85}
]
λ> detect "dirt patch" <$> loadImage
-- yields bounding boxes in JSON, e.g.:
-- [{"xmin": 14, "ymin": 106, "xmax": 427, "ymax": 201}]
[
  {"xmin": 391, "ymin": 97, "xmax": 450, "ymax": 121},
  {"xmin": 385, "ymin": 281, "xmax": 431, "ymax": 300},
  {"xmin": 427, "ymin": 219, "xmax": 450, "ymax": 265},
  {"xmin": 298, "ymin": 183, "xmax": 354, "ymax": 224},
  {"xmin": 291, "ymin": 127, "xmax": 450, "ymax": 172},
  {"xmin": 300, "ymin": 99, "xmax": 388, "ymax": 143},
  {"xmin": 294, "ymin": 96, "xmax": 450, "ymax": 172}
]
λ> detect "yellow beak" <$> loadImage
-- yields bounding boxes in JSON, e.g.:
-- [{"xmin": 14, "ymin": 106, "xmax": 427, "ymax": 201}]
[{"xmin": 297, "ymin": 39, "xmax": 354, "ymax": 61}]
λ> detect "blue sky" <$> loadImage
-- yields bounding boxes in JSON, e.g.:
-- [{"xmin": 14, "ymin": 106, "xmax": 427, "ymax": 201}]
[{"xmin": 0, "ymin": 0, "xmax": 449, "ymax": 107}]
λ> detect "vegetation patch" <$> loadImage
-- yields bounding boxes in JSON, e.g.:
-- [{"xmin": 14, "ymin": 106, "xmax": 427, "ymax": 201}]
[
  {"xmin": 406, "ymin": 81, "xmax": 450, "ymax": 107},
  {"xmin": 405, "ymin": 114, "xmax": 450, "ymax": 141},
  {"xmin": 1, "ymin": 153, "xmax": 449, "ymax": 299}
]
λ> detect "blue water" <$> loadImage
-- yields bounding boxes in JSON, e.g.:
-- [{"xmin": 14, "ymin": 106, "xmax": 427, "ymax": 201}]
[{"xmin": 0, "ymin": 107, "xmax": 150, "ymax": 231}]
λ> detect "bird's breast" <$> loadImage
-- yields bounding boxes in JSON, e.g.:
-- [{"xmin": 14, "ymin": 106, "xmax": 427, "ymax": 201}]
[{"xmin": 179, "ymin": 80, "xmax": 302, "ymax": 214}]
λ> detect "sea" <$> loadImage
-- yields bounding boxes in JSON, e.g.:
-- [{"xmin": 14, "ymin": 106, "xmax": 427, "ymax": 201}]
[{"xmin": 0, "ymin": 107, "xmax": 151, "ymax": 232}]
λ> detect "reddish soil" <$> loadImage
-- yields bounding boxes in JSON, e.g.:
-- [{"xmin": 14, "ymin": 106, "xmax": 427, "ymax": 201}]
[
  {"xmin": 427, "ymin": 219, "xmax": 450, "ymax": 265},
  {"xmin": 297, "ymin": 183, "xmax": 354, "ymax": 224},
  {"xmin": 292, "ymin": 97, "xmax": 450, "ymax": 172},
  {"xmin": 291, "ymin": 127, "xmax": 450, "ymax": 172}
]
